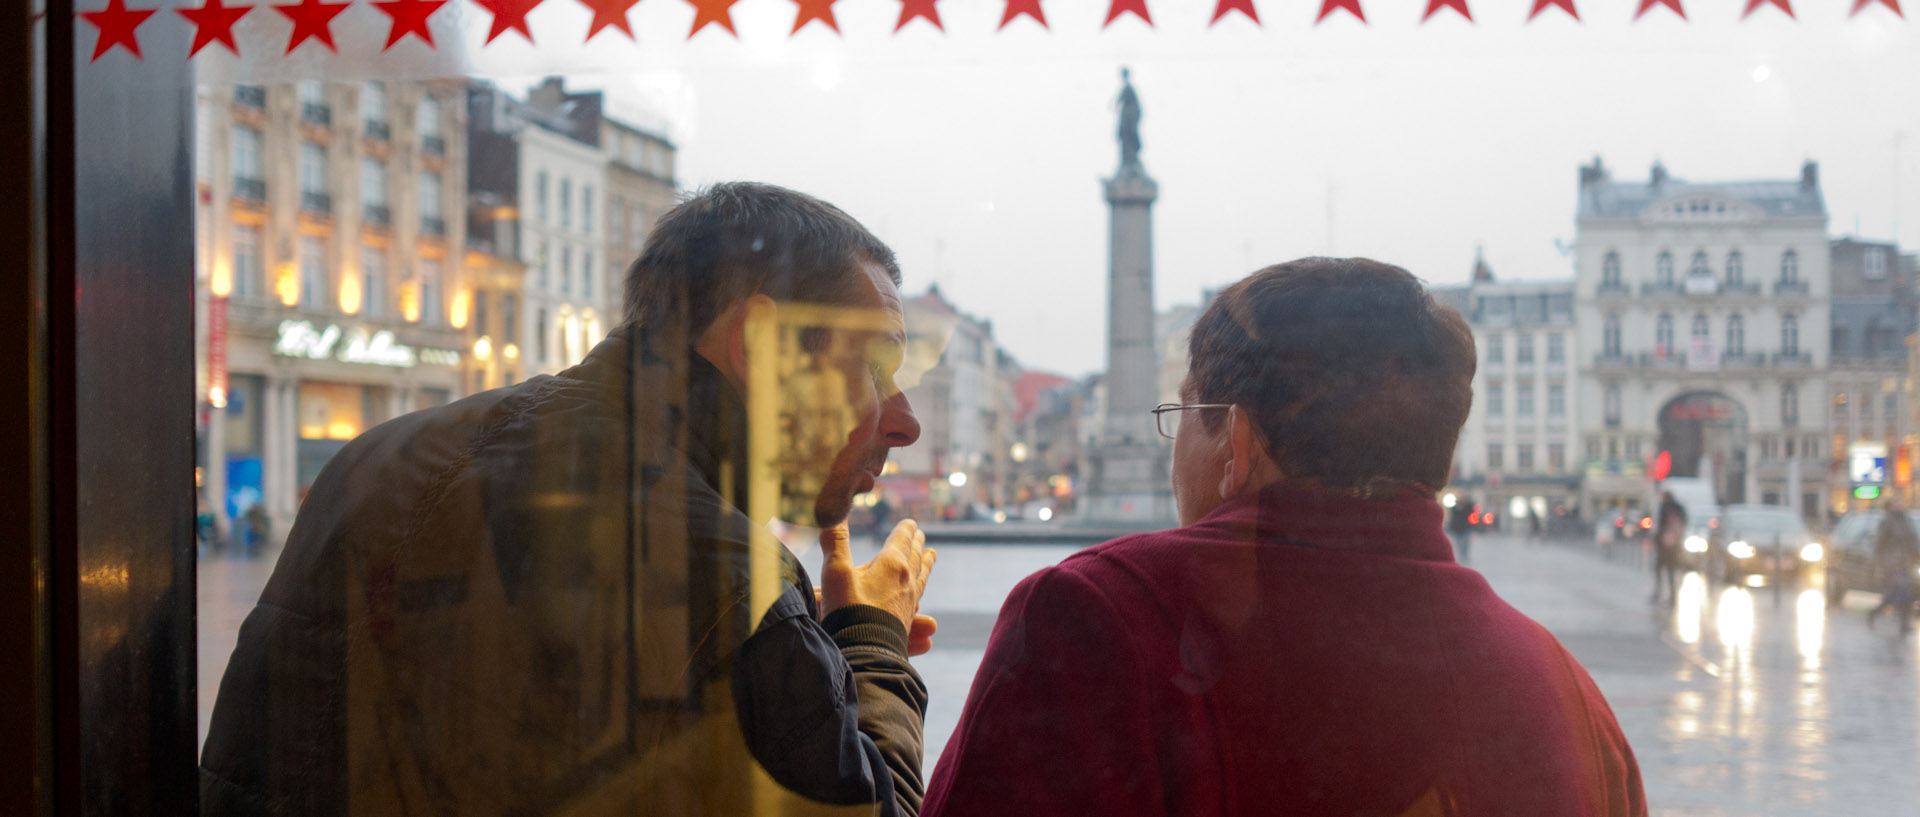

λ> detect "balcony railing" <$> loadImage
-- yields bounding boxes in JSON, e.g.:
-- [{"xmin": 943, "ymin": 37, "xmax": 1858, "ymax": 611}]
[
  {"xmin": 1774, "ymin": 351, "xmax": 1813, "ymax": 368},
  {"xmin": 363, "ymin": 204, "xmax": 391, "ymax": 228},
  {"xmin": 423, "ymin": 135, "xmax": 446, "ymax": 157},
  {"xmin": 1775, "ymin": 279, "xmax": 1809, "ymax": 296},
  {"xmin": 1720, "ymin": 351, "xmax": 1766, "ymax": 370},
  {"xmin": 1639, "ymin": 281, "xmax": 1679, "ymax": 296},
  {"xmin": 233, "ymin": 85, "xmax": 266, "ymax": 108},
  {"xmin": 300, "ymin": 191, "xmax": 332, "ymax": 215},
  {"xmin": 365, "ymin": 120, "xmax": 391, "ymax": 142},
  {"xmin": 421, "ymin": 216, "xmax": 446, "ymax": 237},
  {"xmin": 301, "ymin": 103, "xmax": 332, "ymax": 126},
  {"xmin": 1596, "ymin": 281, "xmax": 1630, "ymax": 296},
  {"xmin": 232, "ymin": 177, "xmax": 266, "ymax": 203},
  {"xmin": 1722, "ymin": 281, "xmax": 1761, "ymax": 295}
]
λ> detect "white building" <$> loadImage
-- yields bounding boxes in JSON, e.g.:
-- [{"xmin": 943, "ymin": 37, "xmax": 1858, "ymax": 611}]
[
  {"xmin": 1573, "ymin": 158, "xmax": 1831, "ymax": 520},
  {"xmin": 470, "ymin": 79, "xmax": 616, "ymax": 379},
  {"xmin": 889, "ymin": 285, "xmax": 1017, "ymax": 518},
  {"xmin": 1441, "ymin": 252, "xmax": 1581, "ymax": 528}
]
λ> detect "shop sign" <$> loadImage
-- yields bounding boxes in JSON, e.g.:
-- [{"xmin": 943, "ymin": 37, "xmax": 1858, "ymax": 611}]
[{"xmin": 275, "ymin": 320, "xmax": 461, "ymax": 369}]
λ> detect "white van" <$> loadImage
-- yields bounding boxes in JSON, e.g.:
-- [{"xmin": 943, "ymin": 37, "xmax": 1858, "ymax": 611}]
[{"xmin": 1658, "ymin": 477, "xmax": 1722, "ymax": 564}]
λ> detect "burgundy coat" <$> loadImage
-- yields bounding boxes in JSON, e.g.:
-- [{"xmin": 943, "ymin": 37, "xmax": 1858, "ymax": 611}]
[{"xmin": 923, "ymin": 486, "xmax": 1646, "ymax": 817}]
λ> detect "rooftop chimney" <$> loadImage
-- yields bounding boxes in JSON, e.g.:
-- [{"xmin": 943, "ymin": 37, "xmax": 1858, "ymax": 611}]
[
  {"xmin": 1801, "ymin": 159, "xmax": 1819, "ymax": 191},
  {"xmin": 1650, "ymin": 160, "xmax": 1668, "ymax": 187}
]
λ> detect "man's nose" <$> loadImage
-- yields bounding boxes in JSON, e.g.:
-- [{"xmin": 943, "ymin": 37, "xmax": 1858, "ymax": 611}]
[{"xmin": 881, "ymin": 391, "xmax": 920, "ymax": 448}]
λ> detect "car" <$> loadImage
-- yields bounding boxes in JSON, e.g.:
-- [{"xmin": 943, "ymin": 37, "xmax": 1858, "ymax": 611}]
[
  {"xmin": 1714, "ymin": 504, "xmax": 1822, "ymax": 584},
  {"xmin": 1824, "ymin": 509, "xmax": 1920, "ymax": 610}
]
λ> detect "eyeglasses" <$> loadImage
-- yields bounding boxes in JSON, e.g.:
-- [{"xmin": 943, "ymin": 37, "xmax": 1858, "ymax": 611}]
[{"xmin": 1150, "ymin": 403, "xmax": 1232, "ymax": 440}]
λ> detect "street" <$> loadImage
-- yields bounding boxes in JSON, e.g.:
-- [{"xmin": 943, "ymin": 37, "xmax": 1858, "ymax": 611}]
[{"xmin": 199, "ymin": 531, "xmax": 1920, "ymax": 814}]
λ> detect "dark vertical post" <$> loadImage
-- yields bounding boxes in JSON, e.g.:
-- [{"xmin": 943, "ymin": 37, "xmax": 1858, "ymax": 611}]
[{"xmin": 47, "ymin": 4, "xmax": 200, "ymax": 814}]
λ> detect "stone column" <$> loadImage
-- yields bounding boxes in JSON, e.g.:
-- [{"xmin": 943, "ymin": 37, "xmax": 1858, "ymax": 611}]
[
  {"xmin": 205, "ymin": 397, "xmax": 228, "ymax": 533},
  {"xmin": 1080, "ymin": 166, "xmax": 1176, "ymax": 524},
  {"xmin": 260, "ymin": 375, "xmax": 284, "ymax": 517}
]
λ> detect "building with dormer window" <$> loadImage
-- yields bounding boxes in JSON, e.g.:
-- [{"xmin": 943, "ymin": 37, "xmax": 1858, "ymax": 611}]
[{"xmin": 1574, "ymin": 158, "xmax": 1830, "ymax": 520}]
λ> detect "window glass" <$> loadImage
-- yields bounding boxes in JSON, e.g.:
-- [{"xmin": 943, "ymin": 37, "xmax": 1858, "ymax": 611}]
[{"xmin": 35, "ymin": 10, "xmax": 1917, "ymax": 817}]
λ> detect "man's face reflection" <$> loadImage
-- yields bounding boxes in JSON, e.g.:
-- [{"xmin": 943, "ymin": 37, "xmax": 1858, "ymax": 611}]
[{"xmin": 782, "ymin": 260, "xmax": 920, "ymax": 528}]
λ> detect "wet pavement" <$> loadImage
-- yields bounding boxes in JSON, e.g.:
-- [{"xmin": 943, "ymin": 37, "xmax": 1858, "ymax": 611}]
[{"xmin": 198, "ymin": 531, "xmax": 1920, "ymax": 812}]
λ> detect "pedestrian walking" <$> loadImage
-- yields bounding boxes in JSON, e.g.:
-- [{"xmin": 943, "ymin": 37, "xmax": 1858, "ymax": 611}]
[
  {"xmin": 1868, "ymin": 502, "xmax": 1919, "ymax": 635},
  {"xmin": 1651, "ymin": 492, "xmax": 1685, "ymax": 604},
  {"xmin": 1447, "ymin": 495, "xmax": 1474, "ymax": 564},
  {"xmin": 241, "ymin": 501, "xmax": 269, "ymax": 556}
]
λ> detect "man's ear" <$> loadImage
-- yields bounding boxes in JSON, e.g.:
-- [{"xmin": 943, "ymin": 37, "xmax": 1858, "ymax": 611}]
[
  {"xmin": 714, "ymin": 294, "xmax": 778, "ymax": 383},
  {"xmin": 1220, "ymin": 405, "xmax": 1274, "ymax": 499}
]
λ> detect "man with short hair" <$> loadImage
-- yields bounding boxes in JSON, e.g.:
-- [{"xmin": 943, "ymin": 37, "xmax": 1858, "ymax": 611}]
[
  {"xmin": 924, "ymin": 257, "xmax": 1645, "ymax": 817},
  {"xmin": 203, "ymin": 183, "xmax": 937, "ymax": 816}
]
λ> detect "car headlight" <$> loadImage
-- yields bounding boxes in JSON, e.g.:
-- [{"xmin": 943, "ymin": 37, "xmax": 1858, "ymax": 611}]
[
  {"xmin": 1684, "ymin": 535, "xmax": 1708, "ymax": 554},
  {"xmin": 1800, "ymin": 542, "xmax": 1824, "ymax": 563},
  {"xmin": 1728, "ymin": 541, "xmax": 1756, "ymax": 560}
]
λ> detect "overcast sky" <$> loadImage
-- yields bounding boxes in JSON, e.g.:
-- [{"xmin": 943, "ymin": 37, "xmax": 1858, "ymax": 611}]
[{"xmin": 224, "ymin": 0, "xmax": 1920, "ymax": 376}]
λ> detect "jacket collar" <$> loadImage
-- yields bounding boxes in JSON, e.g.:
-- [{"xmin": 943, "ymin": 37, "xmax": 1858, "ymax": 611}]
[
  {"xmin": 567, "ymin": 325, "xmax": 748, "ymax": 494},
  {"xmin": 1192, "ymin": 482, "xmax": 1456, "ymax": 563}
]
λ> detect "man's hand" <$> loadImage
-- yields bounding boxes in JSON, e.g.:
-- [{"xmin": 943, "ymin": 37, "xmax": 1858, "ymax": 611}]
[{"xmin": 820, "ymin": 520, "xmax": 938, "ymax": 649}]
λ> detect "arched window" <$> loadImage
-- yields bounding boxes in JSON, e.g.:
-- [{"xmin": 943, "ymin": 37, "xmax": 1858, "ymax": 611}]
[
  {"xmin": 1781, "ymin": 249, "xmax": 1799, "ymax": 283},
  {"xmin": 1783, "ymin": 384, "xmax": 1799, "ymax": 427},
  {"xmin": 1655, "ymin": 313, "xmax": 1673, "ymax": 356},
  {"xmin": 1725, "ymin": 251, "xmax": 1744, "ymax": 286},
  {"xmin": 1604, "ymin": 384, "xmax": 1622, "ymax": 427},
  {"xmin": 1603, "ymin": 314, "xmax": 1622, "ymax": 356},
  {"xmin": 1689, "ymin": 251, "xmax": 1710, "ymax": 277},
  {"xmin": 1782, "ymin": 313, "xmax": 1799, "ymax": 355},
  {"xmin": 1726, "ymin": 313, "xmax": 1744, "ymax": 356},
  {"xmin": 1691, "ymin": 312, "xmax": 1709, "ymax": 339},
  {"xmin": 1602, "ymin": 251, "xmax": 1621, "ymax": 286},
  {"xmin": 1656, "ymin": 251, "xmax": 1674, "ymax": 287}
]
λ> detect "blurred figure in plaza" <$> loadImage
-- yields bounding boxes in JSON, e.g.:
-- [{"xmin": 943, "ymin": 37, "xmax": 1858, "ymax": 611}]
[
  {"xmin": 1868, "ymin": 500, "xmax": 1919, "ymax": 635},
  {"xmin": 1651, "ymin": 492, "xmax": 1685, "ymax": 604},
  {"xmin": 241, "ymin": 500, "xmax": 269, "ymax": 556},
  {"xmin": 201, "ymin": 183, "xmax": 938, "ymax": 816},
  {"xmin": 923, "ymin": 258, "xmax": 1645, "ymax": 817},
  {"xmin": 1446, "ymin": 492, "xmax": 1474, "ymax": 564}
]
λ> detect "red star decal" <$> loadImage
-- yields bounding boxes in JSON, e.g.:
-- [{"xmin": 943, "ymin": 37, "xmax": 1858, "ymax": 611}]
[
  {"xmin": 1209, "ymin": 0, "xmax": 1257, "ymax": 24},
  {"xmin": 1633, "ymin": 0, "xmax": 1683, "ymax": 18},
  {"xmin": 81, "ymin": 0, "xmax": 157, "ymax": 61},
  {"xmin": 1422, "ymin": 0, "xmax": 1469, "ymax": 20},
  {"xmin": 894, "ymin": 0, "xmax": 941, "ymax": 30},
  {"xmin": 686, "ymin": 0, "xmax": 739, "ymax": 36},
  {"xmin": 998, "ymin": 0, "xmax": 1045, "ymax": 29},
  {"xmin": 373, "ymin": 0, "xmax": 446, "ymax": 48},
  {"xmin": 473, "ymin": 0, "xmax": 543, "ymax": 43},
  {"xmin": 578, "ymin": 0, "xmax": 640, "ymax": 38},
  {"xmin": 274, "ymin": 0, "xmax": 350, "ymax": 53},
  {"xmin": 176, "ymin": 0, "xmax": 252, "ymax": 57},
  {"xmin": 1527, "ymin": 0, "xmax": 1577, "ymax": 19},
  {"xmin": 1741, "ymin": 0, "xmax": 1790, "ymax": 16},
  {"xmin": 1315, "ymin": 0, "xmax": 1363, "ymax": 23},
  {"xmin": 1850, "ymin": 0, "xmax": 1901, "ymax": 15},
  {"xmin": 1104, "ymin": 0, "xmax": 1150, "ymax": 26},
  {"xmin": 790, "ymin": 0, "xmax": 839, "ymax": 33}
]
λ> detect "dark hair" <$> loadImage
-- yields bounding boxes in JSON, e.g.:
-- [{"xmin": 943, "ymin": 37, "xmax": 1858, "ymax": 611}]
[
  {"xmin": 621, "ymin": 182, "xmax": 901, "ymax": 335},
  {"xmin": 1186, "ymin": 257, "xmax": 1475, "ymax": 490}
]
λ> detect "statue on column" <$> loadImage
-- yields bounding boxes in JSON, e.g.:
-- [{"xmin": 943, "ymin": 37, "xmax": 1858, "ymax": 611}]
[{"xmin": 1115, "ymin": 67, "xmax": 1142, "ymax": 171}]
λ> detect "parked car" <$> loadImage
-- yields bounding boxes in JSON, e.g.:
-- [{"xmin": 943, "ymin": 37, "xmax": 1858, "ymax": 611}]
[
  {"xmin": 1714, "ymin": 504, "xmax": 1822, "ymax": 583},
  {"xmin": 1824, "ymin": 508, "xmax": 1920, "ymax": 608}
]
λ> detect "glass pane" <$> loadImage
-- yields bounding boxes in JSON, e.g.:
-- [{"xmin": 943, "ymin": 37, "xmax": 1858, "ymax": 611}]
[{"xmin": 36, "ymin": 3, "xmax": 1920, "ymax": 814}]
